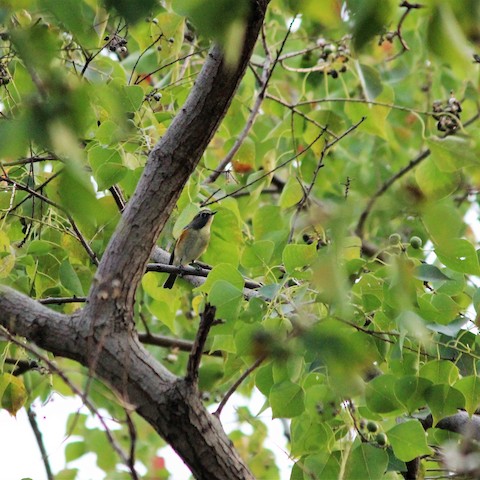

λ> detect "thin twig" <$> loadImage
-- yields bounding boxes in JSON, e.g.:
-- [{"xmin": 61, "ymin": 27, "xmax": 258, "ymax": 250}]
[
  {"xmin": 2, "ymin": 169, "xmax": 63, "ymax": 218},
  {"xmin": 145, "ymin": 263, "xmax": 262, "ymax": 290},
  {"xmin": 0, "ymin": 326, "xmax": 138, "ymax": 479},
  {"xmin": 386, "ymin": 1, "xmax": 424, "ymax": 62},
  {"xmin": 214, "ymin": 355, "xmax": 266, "ymax": 417},
  {"xmin": 265, "ymin": 93, "xmax": 336, "ymax": 139},
  {"xmin": 355, "ymin": 111, "xmax": 480, "ymax": 239},
  {"xmin": 134, "ymin": 48, "xmax": 208, "ymax": 85},
  {"xmin": 27, "ymin": 406, "xmax": 54, "ymax": 480},
  {"xmin": 0, "ymin": 171, "xmax": 99, "ymax": 265},
  {"xmin": 355, "ymin": 148, "xmax": 430, "ymax": 238},
  {"xmin": 1, "ymin": 155, "xmax": 59, "ymax": 167},
  {"xmin": 138, "ymin": 331, "xmax": 223, "ymax": 357},
  {"xmin": 124, "ymin": 408, "xmax": 138, "ymax": 479},
  {"xmin": 296, "ymin": 96, "xmax": 430, "ymax": 115},
  {"xmin": 186, "ymin": 304, "xmax": 217, "ymax": 384},
  {"xmin": 205, "ymin": 16, "xmax": 297, "ymax": 184},
  {"xmin": 109, "ymin": 185, "xmax": 126, "ymax": 211},
  {"xmin": 128, "ymin": 34, "xmax": 164, "ymax": 85},
  {"xmin": 67, "ymin": 215, "xmax": 99, "ymax": 265},
  {"xmin": 38, "ymin": 296, "xmax": 87, "ymax": 305},
  {"xmin": 288, "ymin": 140, "xmax": 328, "ymax": 243},
  {"xmin": 202, "ymin": 127, "xmax": 328, "ymax": 207},
  {"xmin": 81, "ymin": 21, "xmax": 126, "ymax": 77},
  {"xmin": 285, "ymin": 116, "xmax": 366, "ymax": 241}
]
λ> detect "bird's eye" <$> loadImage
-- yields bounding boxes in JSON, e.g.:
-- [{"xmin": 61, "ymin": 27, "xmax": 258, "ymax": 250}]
[{"xmin": 202, "ymin": 212, "xmax": 209, "ymax": 218}]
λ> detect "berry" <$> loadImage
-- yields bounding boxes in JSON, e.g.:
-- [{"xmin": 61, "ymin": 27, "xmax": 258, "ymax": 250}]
[
  {"xmin": 376, "ymin": 432, "xmax": 388, "ymax": 446},
  {"xmin": 389, "ymin": 233, "xmax": 401, "ymax": 245},
  {"xmin": 410, "ymin": 236, "xmax": 422, "ymax": 249},
  {"xmin": 366, "ymin": 420, "xmax": 378, "ymax": 433}
]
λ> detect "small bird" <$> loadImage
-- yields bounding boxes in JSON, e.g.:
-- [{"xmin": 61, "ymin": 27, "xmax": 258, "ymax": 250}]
[{"xmin": 163, "ymin": 209, "xmax": 216, "ymax": 289}]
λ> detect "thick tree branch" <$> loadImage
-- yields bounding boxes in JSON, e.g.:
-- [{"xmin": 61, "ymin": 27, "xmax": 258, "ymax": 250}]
[
  {"xmin": 86, "ymin": 1, "xmax": 269, "ymax": 328},
  {"xmin": 0, "ymin": 2, "xmax": 269, "ymax": 479}
]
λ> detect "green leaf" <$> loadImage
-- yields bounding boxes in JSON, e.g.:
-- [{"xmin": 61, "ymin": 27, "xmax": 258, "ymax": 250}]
[
  {"xmin": 282, "ymin": 244, "xmax": 317, "ymax": 276},
  {"xmin": 26, "ymin": 240, "xmax": 55, "ymax": 256},
  {"xmin": 146, "ymin": 299, "xmax": 176, "ymax": 332},
  {"xmin": 65, "ymin": 441, "xmax": 86, "ymax": 462},
  {"xmin": 474, "ymin": 288, "xmax": 480, "ymax": 313},
  {"xmin": 57, "ymin": 162, "xmax": 101, "ymax": 227},
  {"xmin": 204, "ymin": 208, "xmax": 243, "ymax": 267},
  {"xmin": 415, "ymin": 157, "xmax": 461, "ymax": 200},
  {"xmin": 419, "ymin": 360, "xmax": 459, "ymax": 385},
  {"xmin": 40, "ymin": 0, "xmax": 96, "ymax": 46},
  {"xmin": 253, "ymin": 205, "xmax": 288, "ymax": 246},
  {"xmin": 255, "ymin": 363, "xmax": 274, "ymax": 396},
  {"xmin": 344, "ymin": 444, "xmax": 389, "ymax": 480},
  {"xmin": 291, "ymin": 416, "xmax": 334, "ymax": 456},
  {"xmin": 435, "ymin": 239, "xmax": 480, "ymax": 275},
  {"xmin": 388, "ymin": 420, "xmax": 432, "ymax": 462},
  {"xmin": 241, "ymin": 240, "xmax": 274, "ymax": 269},
  {"xmin": 303, "ymin": 452, "xmax": 341, "ymax": 479},
  {"xmin": 0, "ymin": 232, "xmax": 14, "ymax": 278},
  {"xmin": 427, "ymin": 136, "xmax": 479, "ymax": 172},
  {"xmin": 279, "ymin": 177, "xmax": 303, "ymax": 209},
  {"xmin": 199, "ymin": 263, "xmax": 244, "ymax": 292},
  {"xmin": 88, "ymin": 146, "xmax": 127, "ymax": 191},
  {"xmin": 0, "ymin": 373, "xmax": 27, "ymax": 416},
  {"xmin": 414, "ymin": 264, "xmax": 451, "ymax": 282},
  {"xmin": 103, "ymin": 0, "xmax": 159, "ymax": 24},
  {"xmin": 269, "ymin": 380, "xmax": 305, "ymax": 418},
  {"xmin": 357, "ymin": 64, "xmax": 383, "ymax": 101},
  {"xmin": 345, "ymin": 85, "xmax": 394, "ymax": 139},
  {"xmin": 427, "ymin": 4, "xmax": 475, "ymax": 78},
  {"xmin": 422, "ymin": 201, "xmax": 464, "ymax": 246},
  {"xmin": 119, "ymin": 85, "xmax": 145, "ymax": 113},
  {"xmin": 173, "ymin": 0, "xmax": 249, "ymax": 44},
  {"xmin": 430, "ymin": 293, "xmax": 460, "ymax": 325},
  {"xmin": 349, "ymin": 0, "xmax": 395, "ymax": 51},
  {"xmin": 455, "ymin": 376, "xmax": 480, "ymax": 415},
  {"xmin": 208, "ymin": 280, "xmax": 243, "ymax": 322},
  {"xmin": 59, "ymin": 260, "xmax": 85, "ymax": 297},
  {"xmin": 425, "ymin": 384, "xmax": 465, "ymax": 425},
  {"xmin": 209, "ymin": 334, "xmax": 236, "ymax": 354},
  {"xmin": 426, "ymin": 316, "xmax": 467, "ymax": 337},
  {"xmin": 365, "ymin": 375, "xmax": 403, "ymax": 414},
  {"xmin": 394, "ymin": 376, "xmax": 432, "ymax": 413}
]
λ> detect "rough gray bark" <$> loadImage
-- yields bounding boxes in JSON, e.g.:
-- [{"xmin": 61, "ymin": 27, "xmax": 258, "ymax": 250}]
[{"xmin": 0, "ymin": 1, "xmax": 269, "ymax": 478}]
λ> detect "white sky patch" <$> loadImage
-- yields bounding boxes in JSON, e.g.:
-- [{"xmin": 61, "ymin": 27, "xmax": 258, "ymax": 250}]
[
  {"xmin": 287, "ymin": 15, "xmax": 302, "ymax": 33},
  {"xmin": 1, "ymin": 389, "xmax": 293, "ymax": 480}
]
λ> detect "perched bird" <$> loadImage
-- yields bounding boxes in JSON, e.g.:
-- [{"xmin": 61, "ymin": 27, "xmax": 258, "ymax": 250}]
[{"xmin": 163, "ymin": 209, "xmax": 216, "ymax": 289}]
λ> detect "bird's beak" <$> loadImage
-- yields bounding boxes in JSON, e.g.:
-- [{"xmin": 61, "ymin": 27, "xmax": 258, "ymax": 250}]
[{"xmin": 211, "ymin": 211, "xmax": 217, "ymax": 215}]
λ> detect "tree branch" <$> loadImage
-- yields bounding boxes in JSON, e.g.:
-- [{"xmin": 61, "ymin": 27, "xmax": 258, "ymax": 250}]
[
  {"xmin": 186, "ymin": 304, "xmax": 217, "ymax": 384},
  {"xmin": 205, "ymin": 16, "xmax": 296, "ymax": 184},
  {"xmin": 138, "ymin": 331, "xmax": 223, "ymax": 357},
  {"xmin": 355, "ymin": 111, "xmax": 480, "ymax": 239},
  {"xmin": 214, "ymin": 355, "xmax": 266, "ymax": 417},
  {"xmin": 27, "ymin": 406, "xmax": 54, "ymax": 480},
  {"xmin": 86, "ymin": 1, "xmax": 270, "ymax": 330},
  {"xmin": 0, "ymin": 2, "xmax": 269, "ymax": 478}
]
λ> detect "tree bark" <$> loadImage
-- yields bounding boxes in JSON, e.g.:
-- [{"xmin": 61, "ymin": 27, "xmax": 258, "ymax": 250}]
[{"xmin": 0, "ymin": 1, "xmax": 269, "ymax": 478}]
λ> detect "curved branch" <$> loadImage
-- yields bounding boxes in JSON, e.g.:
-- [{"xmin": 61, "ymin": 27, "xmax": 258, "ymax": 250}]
[
  {"xmin": 0, "ymin": 2, "xmax": 269, "ymax": 479},
  {"xmin": 87, "ymin": 1, "xmax": 270, "ymax": 327},
  {"xmin": 355, "ymin": 111, "xmax": 480, "ymax": 239},
  {"xmin": 205, "ymin": 16, "xmax": 296, "ymax": 184}
]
